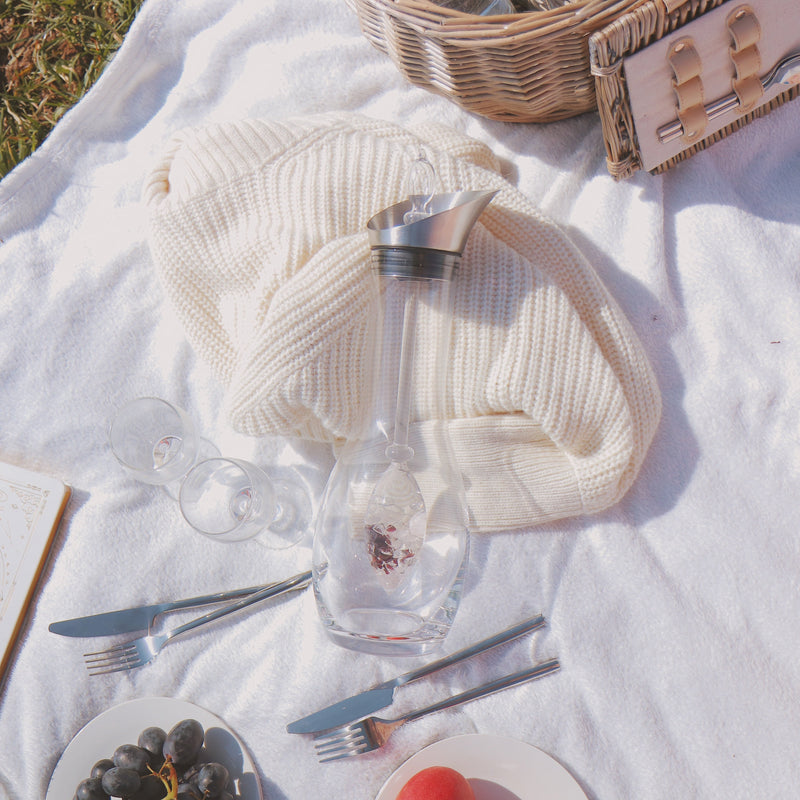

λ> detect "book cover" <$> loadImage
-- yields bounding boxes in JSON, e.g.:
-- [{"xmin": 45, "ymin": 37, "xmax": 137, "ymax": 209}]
[{"xmin": 0, "ymin": 461, "xmax": 70, "ymax": 682}]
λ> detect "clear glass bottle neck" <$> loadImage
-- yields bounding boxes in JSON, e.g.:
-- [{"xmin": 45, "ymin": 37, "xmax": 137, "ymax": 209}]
[{"xmin": 369, "ymin": 274, "xmax": 454, "ymax": 446}]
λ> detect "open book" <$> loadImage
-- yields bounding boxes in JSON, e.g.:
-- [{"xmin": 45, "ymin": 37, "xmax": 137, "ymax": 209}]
[{"xmin": 0, "ymin": 461, "xmax": 70, "ymax": 682}]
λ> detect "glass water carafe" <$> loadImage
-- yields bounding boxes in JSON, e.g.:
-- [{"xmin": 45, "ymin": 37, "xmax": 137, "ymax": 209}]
[{"xmin": 312, "ymin": 176, "xmax": 496, "ymax": 656}]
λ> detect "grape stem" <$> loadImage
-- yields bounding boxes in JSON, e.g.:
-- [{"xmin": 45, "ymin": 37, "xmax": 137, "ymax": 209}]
[{"xmin": 149, "ymin": 756, "xmax": 179, "ymax": 800}]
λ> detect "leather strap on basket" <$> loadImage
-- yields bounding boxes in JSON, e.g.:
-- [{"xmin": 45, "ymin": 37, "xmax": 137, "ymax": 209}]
[
  {"xmin": 668, "ymin": 39, "xmax": 707, "ymax": 144},
  {"xmin": 727, "ymin": 5, "xmax": 763, "ymax": 112}
]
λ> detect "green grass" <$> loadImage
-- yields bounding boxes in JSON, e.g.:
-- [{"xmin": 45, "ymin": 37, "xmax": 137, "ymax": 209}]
[{"xmin": 1, "ymin": 0, "xmax": 143, "ymax": 177}]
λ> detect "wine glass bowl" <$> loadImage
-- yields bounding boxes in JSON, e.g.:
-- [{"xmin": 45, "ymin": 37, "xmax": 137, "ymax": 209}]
[
  {"xmin": 109, "ymin": 397, "xmax": 201, "ymax": 487},
  {"xmin": 179, "ymin": 457, "xmax": 307, "ymax": 547},
  {"xmin": 109, "ymin": 398, "xmax": 308, "ymax": 547}
]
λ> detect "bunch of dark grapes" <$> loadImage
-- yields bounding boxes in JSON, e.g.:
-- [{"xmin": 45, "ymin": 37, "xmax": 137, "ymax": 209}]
[{"xmin": 73, "ymin": 718, "xmax": 235, "ymax": 800}]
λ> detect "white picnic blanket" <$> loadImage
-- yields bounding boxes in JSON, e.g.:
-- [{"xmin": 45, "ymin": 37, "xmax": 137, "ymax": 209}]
[{"xmin": 1, "ymin": 0, "xmax": 800, "ymax": 798}]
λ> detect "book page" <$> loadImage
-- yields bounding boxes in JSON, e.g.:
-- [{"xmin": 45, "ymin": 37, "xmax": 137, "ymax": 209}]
[{"xmin": 0, "ymin": 462, "xmax": 70, "ymax": 681}]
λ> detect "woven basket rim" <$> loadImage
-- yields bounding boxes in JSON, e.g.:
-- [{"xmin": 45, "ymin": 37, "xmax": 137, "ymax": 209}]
[{"xmin": 355, "ymin": 0, "xmax": 643, "ymax": 39}]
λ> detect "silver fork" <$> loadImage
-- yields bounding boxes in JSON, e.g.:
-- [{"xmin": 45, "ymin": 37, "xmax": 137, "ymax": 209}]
[
  {"xmin": 83, "ymin": 570, "xmax": 311, "ymax": 675},
  {"xmin": 313, "ymin": 657, "xmax": 560, "ymax": 762}
]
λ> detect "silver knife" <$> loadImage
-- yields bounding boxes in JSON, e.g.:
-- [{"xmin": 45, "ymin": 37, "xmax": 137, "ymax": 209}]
[
  {"xmin": 286, "ymin": 613, "xmax": 546, "ymax": 734},
  {"xmin": 49, "ymin": 576, "xmax": 305, "ymax": 637}
]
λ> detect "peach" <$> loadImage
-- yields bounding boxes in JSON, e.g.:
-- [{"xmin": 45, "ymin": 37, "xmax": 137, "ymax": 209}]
[{"xmin": 396, "ymin": 766, "xmax": 476, "ymax": 800}]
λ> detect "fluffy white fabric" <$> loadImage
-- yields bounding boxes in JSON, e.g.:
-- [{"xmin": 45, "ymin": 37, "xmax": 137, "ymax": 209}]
[{"xmin": 1, "ymin": 1, "xmax": 800, "ymax": 799}]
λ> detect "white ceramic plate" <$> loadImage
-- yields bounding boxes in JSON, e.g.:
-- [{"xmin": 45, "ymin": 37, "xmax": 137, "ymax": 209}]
[
  {"xmin": 375, "ymin": 734, "xmax": 587, "ymax": 800},
  {"xmin": 47, "ymin": 697, "xmax": 262, "ymax": 800}
]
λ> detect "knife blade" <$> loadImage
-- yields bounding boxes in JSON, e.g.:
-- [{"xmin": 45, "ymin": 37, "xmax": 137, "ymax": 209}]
[
  {"xmin": 49, "ymin": 579, "xmax": 292, "ymax": 637},
  {"xmin": 286, "ymin": 613, "xmax": 546, "ymax": 734}
]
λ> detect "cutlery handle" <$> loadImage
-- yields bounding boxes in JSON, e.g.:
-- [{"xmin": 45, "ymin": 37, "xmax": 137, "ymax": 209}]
[
  {"xmin": 392, "ymin": 614, "xmax": 546, "ymax": 689},
  {"xmin": 160, "ymin": 583, "xmax": 280, "ymax": 614},
  {"xmin": 166, "ymin": 570, "xmax": 312, "ymax": 641},
  {"xmin": 401, "ymin": 658, "xmax": 560, "ymax": 723}
]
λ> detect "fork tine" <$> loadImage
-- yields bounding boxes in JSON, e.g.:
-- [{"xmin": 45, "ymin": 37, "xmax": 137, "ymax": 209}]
[
  {"xmin": 314, "ymin": 730, "xmax": 367, "ymax": 754},
  {"xmin": 84, "ymin": 654, "xmax": 135, "ymax": 667},
  {"xmin": 86, "ymin": 661, "xmax": 141, "ymax": 675},
  {"xmin": 316, "ymin": 739, "xmax": 371, "ymax": 762},
  {"xmin": 83, "ymin": 643, "xmax": 142, "ymax": 675},
  {"xmin": 313, "ymin": 725, "xmax": 360, "ymax": 746},
  {"xmin": 313, "ymin": 720, "xmax": 366, "ymax": 744},
  {"xmin": 85, "ymin": 658, "xmax": 139, "ymax": 674},
  {"xmin": 317, "ymin": 746, "xmax": 370, "ymax": 763},
  {"xmin": 84, "ymin": 650, "xmax": 137, "ymax": 667},
  {"xmin": 83, "ymin": 646, "xmax": 137, "ymax": 665},
  {"xmin": 83, "ymin": 642, "xmax": 133, "ymax": 659},
  {"xmin": 313, "ymin": 723, "xmax": 372, "ymax": 762}
]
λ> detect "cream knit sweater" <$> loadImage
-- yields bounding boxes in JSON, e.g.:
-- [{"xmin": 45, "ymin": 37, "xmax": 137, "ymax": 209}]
[{"xmin": 144, "ymin": 113, "xmax": 661, "ymax": 533}]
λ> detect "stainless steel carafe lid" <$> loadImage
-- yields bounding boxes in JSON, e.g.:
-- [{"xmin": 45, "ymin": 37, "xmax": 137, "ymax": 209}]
[{"xmin": 367, "ymin": 190, "xmax": 497, "ymax": 280}]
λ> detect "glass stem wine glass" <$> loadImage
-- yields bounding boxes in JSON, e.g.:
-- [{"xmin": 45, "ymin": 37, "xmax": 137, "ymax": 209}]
[
  {"xmin": 179, "ymin": 457, "xmax": 310, "ymax": 548},
  {"xmin": 108, "ymin": 397, "xmax": 219, "ymax": 498}
]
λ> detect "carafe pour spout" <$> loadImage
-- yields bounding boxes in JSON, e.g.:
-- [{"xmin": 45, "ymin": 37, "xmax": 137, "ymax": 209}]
[{"xmin": 367, "ymin": 186, "xmax": 497, "ymax": 280}]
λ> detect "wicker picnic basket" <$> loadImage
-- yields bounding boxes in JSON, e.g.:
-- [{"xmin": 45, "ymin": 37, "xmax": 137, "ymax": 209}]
[
  {"xmin": 345, "ymin": 0, "xmax": 650, "ymax": 123},
  {"xmin": 591, "ymin": 0, "xmax": 800, "ymax": 177}
]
